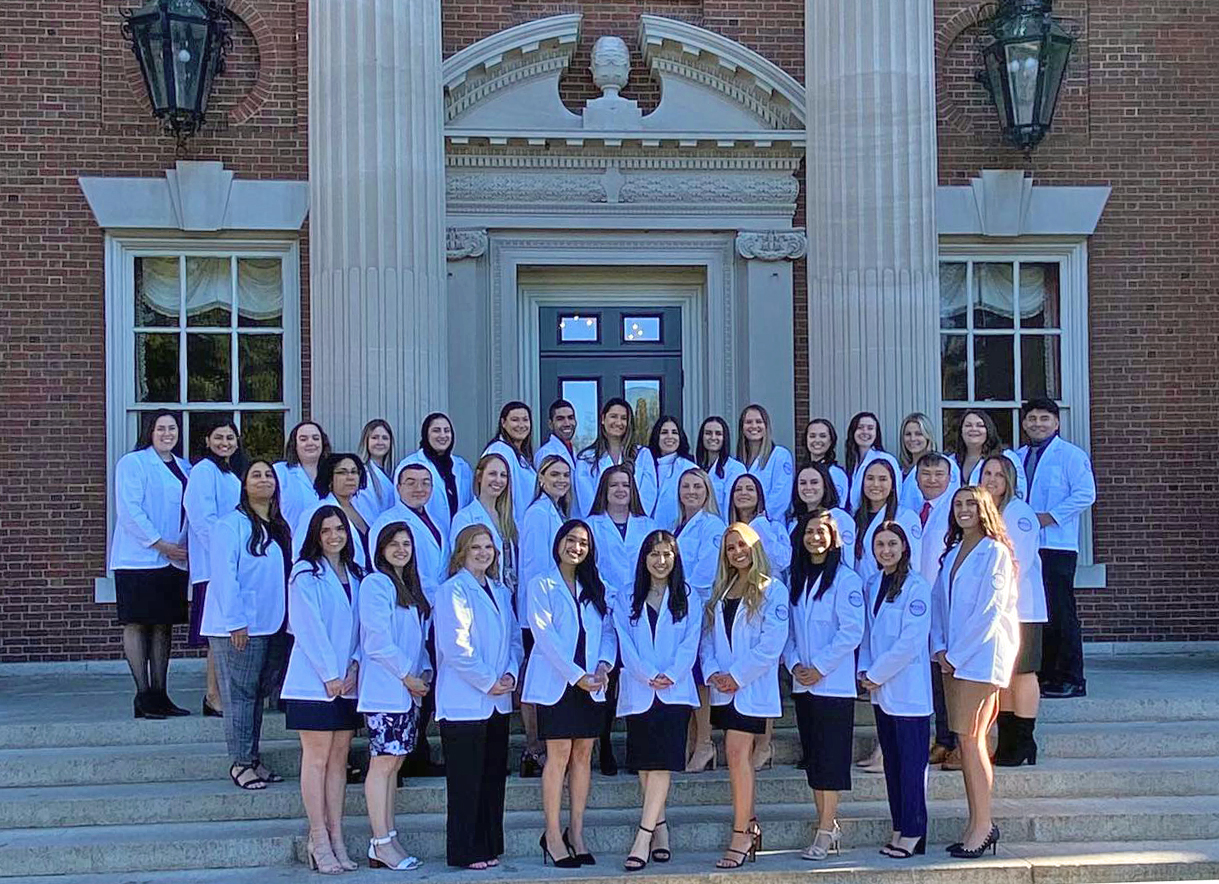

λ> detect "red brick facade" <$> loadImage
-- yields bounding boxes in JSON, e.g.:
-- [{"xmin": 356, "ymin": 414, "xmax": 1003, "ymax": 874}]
[{"xmin": 1, "ymin": 0, "xmax": 1214, "ymax": 661}]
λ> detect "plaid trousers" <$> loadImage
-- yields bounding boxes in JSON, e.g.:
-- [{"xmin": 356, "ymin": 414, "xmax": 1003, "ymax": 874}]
[{"xmin": 210, "ymin": 633, "xmax": 288, "ymax": 765}]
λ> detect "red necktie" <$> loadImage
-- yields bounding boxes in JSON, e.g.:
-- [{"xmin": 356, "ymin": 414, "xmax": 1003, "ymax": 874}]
[{"xmin": 919, "ymin": 501, "xmax": 932, "ymax": 527}]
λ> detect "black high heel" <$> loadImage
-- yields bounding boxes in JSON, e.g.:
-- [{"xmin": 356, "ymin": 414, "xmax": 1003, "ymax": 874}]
[
  {"xmin": 156, "ymin": 692, "xmax": 191, "ymax": 716},
  {"xmin": 133, "ymin": 692, "xmax": 166, "ymax": 720},
  {"xmin": 624, "ymin": 826, "xmax": 653, "ymax": 872},
  {"xmin": 748, "ymin": 816, "xmax": 763, "ymax": 852},
  {"xmin": 562, "ymin": 828, "xmax": 595, "ymax": 866},
  {"xmin": 539, "ymin": 832, "xmax": 580, "ymax": 868},
  {"xmin": 650, "ymin": 820, "xmax": 671, "ymax": 863},
  {"xmin": 716, "ymin": 829, "xmax": 756, "ymax": 869},
  {"xmin": 949, "ymin": 825, "xmax": 999, "ymax": 858},
  {"xmin": 202, "ymin": 698, "xmax": 223, "ymax": 718},
  {"xmin": 882, "ymin": 835, "xmax": 926, "ymax": 858}
]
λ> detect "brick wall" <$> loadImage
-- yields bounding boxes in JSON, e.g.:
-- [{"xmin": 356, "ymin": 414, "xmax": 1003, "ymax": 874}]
[{"xmin": 1, "ymin": 0, "xmax": 1214, "ymax": 661}]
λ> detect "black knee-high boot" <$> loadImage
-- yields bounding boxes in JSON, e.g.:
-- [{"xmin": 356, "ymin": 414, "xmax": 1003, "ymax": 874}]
[{"xmin": 992, "ymin": 710, "xmax": 1017, "ymax": 765}]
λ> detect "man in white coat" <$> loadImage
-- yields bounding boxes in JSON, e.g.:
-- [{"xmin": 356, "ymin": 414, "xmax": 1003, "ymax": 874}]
[
  {"xmin": 534, "ymin": 399, "xmax": 587, "ymax": 516},
  {"xmin": 1017, "ymin": 397, "xmax": 1096, "ymax": 700}
]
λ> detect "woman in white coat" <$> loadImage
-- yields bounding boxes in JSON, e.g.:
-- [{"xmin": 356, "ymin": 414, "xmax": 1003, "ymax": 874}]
[
  {"xmin": 396, "ymin": 412, "xmax": 474, "ymax": 537},
  {"xmin": 450, "ymin": 453, "xmax": 518, "ymax": 595},
  {"xmin": 201, "ymin": 460, "xmax": 291, "ymax": 791},
  {"xmin": 800, "ymin": 418, "xmax": 849, "ymax": 505},
  {"xmin": 727, "ymin": 474, "xmax": 792, "ymax": 575},
  {"xmin": 845, "ymin": 411, "xmax": 901, "ymax": 513},
  {"xmin": 858, "ymin": 521, "xmax": 933, "ymax": 859},
  {"xmin": 617, "ymin": 530, "xmax": 700, "ymax": 871},
  {"xmin": 281, "ymin": 506, "xmax": 365, "ymax": 874},
  {"xmin": 696, "ymin": 416, "xmax": 746, "ymax": 517},
  {"xmin": 526, "ymin": 520, "xmax": 617, "ymax": 868},
  {"xmin": 356, "ymin": 418, "xmax": 397, "ymax": 516},
  {"xmin": 293, "ymin": 453, "xmax": 378, "ymax": 570},
  {"xmin": 482, "ymin": 401, "xmax": 537, "ymax": 526},
  {"xmin": 434, "ymin": 525, "xmax": 524, "ymax": 870},
  {"xmin": 648, "ymin": 416, "xmax": 698, "ymax": 530},
  {"xmin": 737, "ymin": 404, "xmax": 794, "ymax": 522},
  {"xmin": 850, "ymin": 459, "xmax": 922, "ymax": 588},
  {"xmin": 981, "ymin": 455, "xmax": 1046, "ymax": 766},
  {"xmin": 931, "ymin": 487, "xmax": 1020, "ymax": 859},
  {"xmin": 576, "ymin": 397, "xmax": 658, "ymax": 516},
  {"xmin": 358, "ymin": 521, "xmax": 432, "ymax": 872},
  {"xmin": 784, "ymin": 510, "xmax": 865, "ymax": 861},
  {"xmin": 275, "ymin": 420, "xmax": 330, "ymax": 531},
  {"xmin": 700, "ymin": 522, "xmax": 788, "ymax": 869},
  {"xmin": 786, "ymin": 463, "xmax": 854, "ymax": 554},
  {"xmin": 110, "ymin": 410, "xmax": 191, "ymax": 719},
  {"xmin": 184, "ymin": 417, "xmax": 246, "ymax": 717},
  {"xmin": 898, "ymin": 412, "xmax": 961, "ymax": 511},
  {"xmin": 953, "ymin": 410, "xmax": 1028, "ymax": 499},
  {"xmin": 672, "ymin": 468, "xmax": 726, "ymax": 773}
]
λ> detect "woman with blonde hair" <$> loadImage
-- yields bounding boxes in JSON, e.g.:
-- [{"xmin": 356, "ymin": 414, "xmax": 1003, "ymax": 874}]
[
  {"xmin": 897, "ymin": 412, "xmax": 960, "ymax": 511},
  {"xmin": 736, "ymin": 404, "xmax": 793, "ymax": 522},
  {"xmin": 356, "ymin": 418, "xmax": 397, "ymax": 516},
  {"xmin": 931, "ymin": 486, "xmax": 1020, "ymax": 859},
  {"xmin": 699, "ymin": 522, "xmax": 788, "ymax": 868},
  {"xmin": 450, "ymin": 453, "xmax": 518, "ymax": 594}
]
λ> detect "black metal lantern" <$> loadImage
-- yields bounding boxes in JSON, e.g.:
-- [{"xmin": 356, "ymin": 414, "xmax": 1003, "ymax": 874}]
[
  {"xmin": 976, "ymin": 0, "xmax": 1076, "ymax": 151},
  {"xmin": 121, "ymin": 0, "xmax": 232, "ymax": 144}
]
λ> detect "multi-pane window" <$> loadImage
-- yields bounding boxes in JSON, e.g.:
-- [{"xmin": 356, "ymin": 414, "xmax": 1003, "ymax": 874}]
[
  {"xmin": 939, "ymin": 259, "xmax": 1065, "ymax": 451},
  {"xmin": 128, "ymin": 248, "xmax": 297, "ymax": 462}
]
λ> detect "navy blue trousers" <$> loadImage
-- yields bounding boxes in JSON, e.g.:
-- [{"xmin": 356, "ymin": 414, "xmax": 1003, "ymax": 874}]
[{"xmin": 874, "ymin": 707, "xmax": 930, "ymax": 839}]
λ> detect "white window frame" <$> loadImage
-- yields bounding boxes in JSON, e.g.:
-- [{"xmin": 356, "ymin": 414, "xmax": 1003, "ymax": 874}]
[
  {"xmin": 938, "ymin": 237, "xmax": 1103, "ymax": 587},
  {"xmin": 98, "ymin": 232, "xmax": 302, "ymax": 600}
]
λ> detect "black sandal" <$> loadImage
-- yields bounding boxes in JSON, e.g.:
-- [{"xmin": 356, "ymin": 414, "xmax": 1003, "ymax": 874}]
[
  {"xmin": 229, "ymin": 763, "xmax": 266, "ymax": 790},
  {"xmin": 716, "ymin": 829, "xmax": 756, "ymax": 869},
  {"xmin": 624, "ymin": 825, "xmax": 653, "ymax": 872},
  {"xmin": 254, "ymin": 762, "xmax": 283, "ymax": 783},
  {"xmin": 650, "ymin": 820, "xmax": 671, "ymax": 863}
]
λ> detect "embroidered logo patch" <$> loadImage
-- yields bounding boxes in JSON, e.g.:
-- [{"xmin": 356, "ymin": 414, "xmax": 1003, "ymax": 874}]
[
  {"xmin": 992, "ymin": 572, "xmax": 1007, "ymax": 589},
  {"xmin": 910, "ymin": 599, "xmax": 927, "ymax": 616},
  {"xmin": 848, "ymin": 591, "xmax": 864, "ymax": 608},
  {"xmin": 1018, "ymin": 517, "xmax": 1034, "ymax": 532},
  {"xmin": 842, "ymin": 530, "xmax": 855, "ymax": 545},
  {"xmin": 910, "ymin": 524, "xmax": 923, "ymax": 540},
  {"xmin": 775, "ymin": 604, "xmax": 789, "ymax": 622},
  {"xmin": 783, "ymin": 461, "xmax": 792, "ymax": 475}
]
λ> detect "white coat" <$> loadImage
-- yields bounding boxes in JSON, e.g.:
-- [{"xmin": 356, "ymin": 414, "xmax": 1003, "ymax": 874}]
[
  {"xmin": 899, "ymin": 458, "xmax": 962, "ymax": 511},
  {"xmin": 930, "ymin": 537, "xmax": 1020, "ymax": 688},
  {"xmin": 783, "ymin": 564, "xmax": 865, "ymax": 699},
  {"xmin": 183, "ymin": 458, "xmax": 242, "ymax": 585},
  {"xmin": 518, "ymin": 495, "xmax": 569, "ymax": 607},
  {"xmin": 651, "ymin": 453, "xmax": 698, "ymax": 530},
  {"xmin": 356, "ymin": 572, "xmax": 432, "ymax": 713},
  {"xmin": 433, "ymin": 568, "xmax": 523, "ymax": 722},
  {"xmin": 825, "ymin": 463, "xmax": 849, "ymax": 509},
  {"xmin": 292, "ymin": 494, "xmax": 377, "ymax": 573},
  {"xmin": 394, "ymin": 450, "xmax": 474, "ymax": 537},
  {"xmin": 588, "ymin": 513, "xmax": 658, "ymax": 610},
  {"xmin": 1004, "ymin": 498, "xmax": 1048, "ymax": 623},
  {"xmin": 356, "ymin": 460, "xmax": 397, "ymax": 518},
  {"xmin": 368, "ymin": 503, "xmax": 449, "ymax": 600},
  {"xmin": 273, "ymin": 462, "xmax": 321, "ymax": 534},
  {"xmin": 704, "ymin": 456, "xmax": 747, "ymax": 517},
  {"xmin": 674, "ymin": 510, "xmax": 727, "ymax": 603},
  {"xmin": 850, "ymin": 505, "xmax": 923, "ymax": 589},
  {"xmin": 535, "ymin": 435, "xmax": 587, "ymax": 516},
  {"xmin": 281, "ymin": 559, "xmax": 361, "ymax": 702},
  {"xmin": 699, "ymin": 579, "xmax": 789, "ymax": 718},
  {"xmin": 744, "ymin": 515, "xmax": 792, "ymax": 574},
  {"xmin": 1015, "ymin": 435, "xmax": 1097, "ymax": 552},
  {"xmin": 859, "ymin": 570, "xmax": 934, "ymax": 717},
  {"xmin": 614, "ymin": 589, "xmax": 701, "ymax": 716},
  {"xmin": 108, "ymin": 447, "xmax": 191, "ymax": 571},
  {"xmin": 482, "ymin": 440, "xmax": 537, "ymax": 527},
  {"xmin": 847, "ymin": 449, "xmax": 902, "ymax": 513},
  {"xmin": 575, "ymin": 447, "xmax": 658, "ymax": 517},
  {"xmin": 745, "ymin": 445, "xmax": 795, "ymax": 522},
  {"xmin": 914, "ymin": 492, "xmax": 954, "ymax": 587},
  {"xmin": 201, "ymin": 510, "xmax": 287, "ymax": 637},
  {"xmin": 523, "ymin": 570, "xmax": 618, "ymax": 705},
  {"xmin": 962, "ymin": 449, "xmax": 1028, "ymax": 500}
]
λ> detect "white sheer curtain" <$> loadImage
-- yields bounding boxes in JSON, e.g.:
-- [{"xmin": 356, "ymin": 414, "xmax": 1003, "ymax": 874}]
[
  {"xmin": 137, "ymin": 256, "xmax": 282, "ymax": 324},
  {"xmin": 939, "ymin": 262, "xmax": 1052, "ymax": 325}
]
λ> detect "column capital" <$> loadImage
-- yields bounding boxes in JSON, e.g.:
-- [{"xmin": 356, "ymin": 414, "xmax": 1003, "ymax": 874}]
[
  {"xmin": 735, "ymin": 229, "xmax": 807, "ymax": 261},
  {"xmin": 446, "ymin": 228, "xmax": 489, "ymax": 261}
]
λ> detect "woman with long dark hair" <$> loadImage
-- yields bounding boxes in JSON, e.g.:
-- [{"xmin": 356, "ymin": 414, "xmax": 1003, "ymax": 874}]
[
  {"xmin": 799, "ymin": 418, "xmax": 848, "ymax": 505},
  {"xmin": 953, "ymin": 410, "xmax": 1027, "ymax": 499},
  {"xmin": 696, "ymin": 416, "xmax": 746, "ymax": 517},
  {"xmin": 483, "ymin": 401, "xmax": 537, "ymax": 526},
  {"xmin": 293, "ymin": 453, "xmax": 377, "ymax": 570},
  {"xmin": 110, "ymin": 410, "xmax": 191, "ymax": 719},
  {"xmin": 281, "ymin": 506, "xmax": 365, "ymax": 874},
  {"xmin": 576, "ymin": 398, "xmax": 658, "ymax": 516},
  {"xmin": 648, "ymin": 416, "xmax": 697, "ymax": 530},
  {"xmin": 275, "ymin": 420, "xmax": 331, "ymax": 529},
  {"xmin": 396, "ymin": 412, "xmax": 474, "ymax": 536},
  {"xmin": 525, "ymin": 520, "xmax": 617, "ymax": 868},
  {"xmin": 849, "ymin": 459, "xmax": 921, "ymax": 587},
  {"xmin": 201, "ymin": 459, "xmax": 292, "ymax": 790},
  {"xmin": 616, "ymin": 530, "xmax": 700, "ymax": 870},
  {"xmin": 844, "ymin": 411, "xmax": 900, "ymax": 513},
  {"xmin": 185, "ymin": 416, "xmax": 248, "ymax": 717},
  {"xmin": 727, "ymin": 473, "xmax": 792, "ymax": 575},
  {"xmin": 786, "ymin": 462, "xmax": 854, "ymax": 552}
]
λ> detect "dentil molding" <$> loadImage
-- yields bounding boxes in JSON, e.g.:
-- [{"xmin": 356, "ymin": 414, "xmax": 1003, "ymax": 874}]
[{"xmin": 735, "ymin": 229, "xmax": 808, "ymax": 261}]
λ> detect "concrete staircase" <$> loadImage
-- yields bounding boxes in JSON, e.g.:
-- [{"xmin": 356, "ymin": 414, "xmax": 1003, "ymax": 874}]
[{"xmin": 2, "ymin": 660, "xmax": 1219, "ymax": 883}]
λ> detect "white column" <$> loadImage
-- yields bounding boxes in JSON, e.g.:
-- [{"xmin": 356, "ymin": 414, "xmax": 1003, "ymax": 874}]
[
  {"xmin": 805, "ymin": 0, "xmax": 940, "ymax": 444},
  {"xmin": 308, "ymin": 0, "xmax": 447, "ymax": 447}
]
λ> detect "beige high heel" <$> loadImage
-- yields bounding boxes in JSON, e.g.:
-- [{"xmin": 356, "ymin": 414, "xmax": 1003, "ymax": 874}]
[
  {"xmin": 306, "ymin": 834, "xmax": 343, "ymax": 875},
  {"xmin": 802, "ymin": 821, "xmax": 842, "ymax": 861}
]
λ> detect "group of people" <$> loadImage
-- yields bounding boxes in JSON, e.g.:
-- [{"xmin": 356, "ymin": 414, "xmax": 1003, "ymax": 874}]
[{"xmin": 108, "ymin": 395, "xmax": 1095, "ymax": 872}]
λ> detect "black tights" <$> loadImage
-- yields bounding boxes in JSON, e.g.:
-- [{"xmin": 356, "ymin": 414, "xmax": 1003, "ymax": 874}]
[{"xmin": 123, "ymin": 624, "xmax": 173, "ymax": 694}]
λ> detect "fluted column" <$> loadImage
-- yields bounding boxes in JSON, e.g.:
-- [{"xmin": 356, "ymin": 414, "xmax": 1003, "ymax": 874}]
[
  {"xmin": 308, "ymin": 0, "xmax": 447, "ymax": 446},
  {"xmin": 805, "ymin": 0, "xmax": 940, "ymax": 442}
]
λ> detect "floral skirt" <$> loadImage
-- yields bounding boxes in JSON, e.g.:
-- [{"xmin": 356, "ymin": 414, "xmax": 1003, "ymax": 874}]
[{"xmin": 365, "ymin": 708, "xmax": 420, "ymax": 756}]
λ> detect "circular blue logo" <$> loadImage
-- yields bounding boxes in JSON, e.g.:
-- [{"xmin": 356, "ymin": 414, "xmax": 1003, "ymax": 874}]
[
  {"xmin": 911, "ymin": 524, "xmax": 923, "ymax": 540},
  {"xmin": 783, "ymin": 461, "xmax": 792, "ymax": 475},
  {"xmin": 842, "ymin": 530, "xmax": 855, "ymax": 545},
  {"xmin": 848, "ymin": 591, "xmax": 864, "ymax": 608},
  {"xmin": 910, "ymin": 599, "xmax": 927, "ymax": 617},
  {"xmin": 775, "ymin": 604, "xmax": 789, "ymax": 622},
  {"xmin": 1018, "ymin": 517, "xmax": 1034, "ymax": 532}
]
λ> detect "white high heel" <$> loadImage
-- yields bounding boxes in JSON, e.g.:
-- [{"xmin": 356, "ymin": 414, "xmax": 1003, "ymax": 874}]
[
  {"xmin": 368, "ymin": 834, "xmax": 422, "ymax": 870},
  {"xmin": 802, "ymin": 821, "xmax": 842, "ymax": 861}
]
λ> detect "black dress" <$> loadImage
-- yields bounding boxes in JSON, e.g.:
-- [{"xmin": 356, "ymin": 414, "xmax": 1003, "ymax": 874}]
[
  {"xmin": 625, "ymin": 604, "xmax": 692, "ymax": 771},
  {"xmin": 710, "ymin": 597, "xmax": 767, "ymax": 735},
  {"xmin": 115, "ymin": 457, "xmax": 189, "ymax": 626},
  {"xmin": 536, "ymin": 601, "xmax": 604, "ymax": 741}
]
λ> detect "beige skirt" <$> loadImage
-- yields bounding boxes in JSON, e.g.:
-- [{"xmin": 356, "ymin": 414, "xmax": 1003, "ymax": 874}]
[{"xmin": 945, "ymin": 675, "xmax": 1000, "ymax": 738}]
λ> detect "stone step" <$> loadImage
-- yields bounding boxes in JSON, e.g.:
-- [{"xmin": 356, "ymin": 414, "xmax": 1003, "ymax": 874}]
[
  {"xmin": 1, "ymin": 718, "xmax": 1214, "ymax": 788},
  {"xmin": 3, "ymin": 695, "xmax": 1216, "ymax": 750},
  {"xmin": 3, "ymin": 796, "xmax": 1219, "ymax": 875},
  {"xmin": 5, "ymin": 757, "xmax": 1219, "ymax": 829},
  {"xmin": 3, "ymin": 840, "xmax": 1219, "ymax": 884}
]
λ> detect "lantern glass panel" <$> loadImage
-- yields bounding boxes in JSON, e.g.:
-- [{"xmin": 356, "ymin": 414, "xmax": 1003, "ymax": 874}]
[
  {"xmin": 133, "ymin": 14, "xmax": 169, "ymax": 110},
  {"xmin": 170, "ymin": 18, "xmax": 210, "ymax": 112},
  {"xmin": 985, "ymin": 50, "xmax": 1011, "ymax": 127},
  {"xmin": 1038, "ymin": 37, "xmax": 1072, "ymax": 126},
  {"xmin": 1004, "ymin": 40, "xmax": 1042, "ymax": 126}
]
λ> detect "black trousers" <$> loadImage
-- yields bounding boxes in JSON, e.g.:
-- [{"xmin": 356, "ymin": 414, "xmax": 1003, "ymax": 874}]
[
  {"xmin": 930, "ymin": 663, "xmax": 956, "ymax": 749},
  {"xmin": 1038, "ymin": 549, "xmax": 1085, "ymax": 689},
  {"xmin": 439, "ymin": 712, "xmax": 510, "ymax": 866}
]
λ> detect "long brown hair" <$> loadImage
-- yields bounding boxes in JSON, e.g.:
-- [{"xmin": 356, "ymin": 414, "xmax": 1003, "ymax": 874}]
[
  {"xmin": 853, "ymin": 459, "xmax": 899, "ymax": 560},
  {"xmin": 940, "ymin": 485, "xmax": 1017, "ymax": 570},
  {"xmin": 589, "ymin": 464, "xmax": 647, "ymax": 516},
  {"xmin": 705, "ymin": 522, "xmax": 773, "ymax": 628},
  {"xmin": 372, "ymin": 521, "xmax": 431, "ymax": 618},
  {"xmin": 874, "ymin": 520, "xmax": 913, "ymax": 602},
  {"xmin": 357, "ymin": 418, "xmax": 395, "ymax": 470},
  {"xmin": 532, "ymin": 454, "xmax": 574, "ymax": 516},
  {"xmin": 735, "ymin": 404, "xmax": 776, "ymax": 468},
  {"xmin": 472, "ymin": 452, "xmax": 517, "ymax": 544}
]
